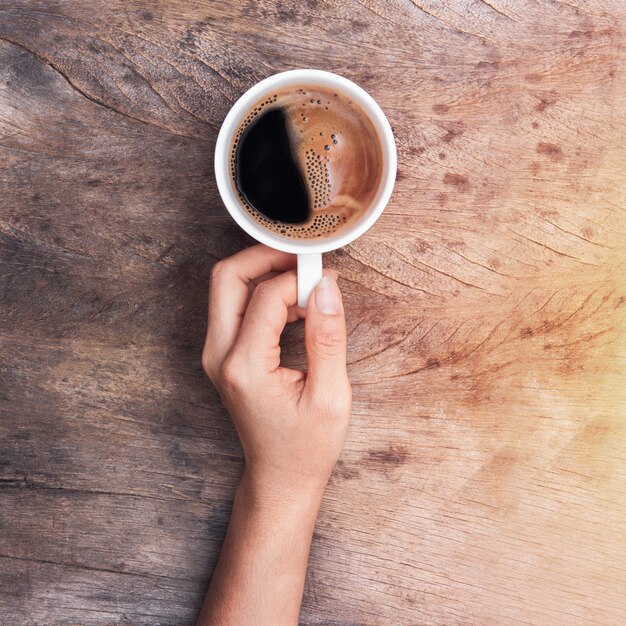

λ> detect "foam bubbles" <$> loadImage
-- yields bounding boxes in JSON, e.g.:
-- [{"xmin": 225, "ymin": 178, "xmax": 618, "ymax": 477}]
[
  {"xmin": 230, "ymin": 85, "xmax": 380, "ymax": 240},
  {"xmin": 236, "ymin": 188, "xmax": 346, "ymax": 239}
]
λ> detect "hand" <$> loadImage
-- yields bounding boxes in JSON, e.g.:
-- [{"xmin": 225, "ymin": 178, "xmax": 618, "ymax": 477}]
[
  {"xmin": 198, "ymin": 244, "xmax": 351, "ymax": 625},
  {"xmin": 202, "ymin": 244, "xmax": 352, "ymax": 501}
]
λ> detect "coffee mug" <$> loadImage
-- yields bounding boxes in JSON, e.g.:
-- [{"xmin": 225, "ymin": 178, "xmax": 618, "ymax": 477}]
[{"xmin": 214, "ymin": 69, "xmax": 397, "ymax": 307}]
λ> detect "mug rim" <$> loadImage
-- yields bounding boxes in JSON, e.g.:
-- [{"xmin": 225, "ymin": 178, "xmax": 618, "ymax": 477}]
[{"xmin": 214, "ymin": 69, "xmax": 397, "ymax": 255}]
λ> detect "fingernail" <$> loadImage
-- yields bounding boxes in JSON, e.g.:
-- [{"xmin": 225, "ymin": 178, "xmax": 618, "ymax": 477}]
[{"xmin": 315, "ymin": 276, "xmax": 341, "ymax": 315}]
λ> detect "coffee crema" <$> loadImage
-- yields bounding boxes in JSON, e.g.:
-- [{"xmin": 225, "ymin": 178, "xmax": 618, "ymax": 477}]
[{"xmin": 230, "ymin": 86, "xmax": 383, "ymax": 239}]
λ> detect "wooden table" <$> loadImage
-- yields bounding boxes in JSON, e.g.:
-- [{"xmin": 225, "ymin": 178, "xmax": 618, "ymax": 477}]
[{"xmin": 1, "ymin": 1, "xmax": 625, "ymax": 624}]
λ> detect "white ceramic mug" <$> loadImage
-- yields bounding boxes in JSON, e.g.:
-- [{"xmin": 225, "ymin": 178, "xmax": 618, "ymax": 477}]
[{"xmin": 214, "ymin": 69, "xmax": 397, "ymax": 307}]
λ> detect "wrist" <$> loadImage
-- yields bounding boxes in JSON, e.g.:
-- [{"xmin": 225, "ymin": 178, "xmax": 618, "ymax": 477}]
[{"xmin": 237, "ymin": 466, "xmax": 326, "ymax": 518}]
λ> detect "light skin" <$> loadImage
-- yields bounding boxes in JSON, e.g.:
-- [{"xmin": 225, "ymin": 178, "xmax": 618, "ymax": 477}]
[{"xmin": 197, "ymin": 244, "xmax": 352, "ymax": 626}]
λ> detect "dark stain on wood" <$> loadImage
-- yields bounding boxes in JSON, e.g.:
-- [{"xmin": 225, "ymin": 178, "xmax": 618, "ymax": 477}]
[
  {"xmin": 535, "ymin": 97, "xmax": 556, "ymax": 112},
  {"xmin": 364, "ymin": 446, "xmax": 410, "ymax": 471},
  {"xmin": 443, "ymin": 172, "xmax": 470, "ymax": 191},
  {"xmin": 537, "ymin": 142, "xmax": 563, "ymax": 160},
  {"xmin": 442, "ymin": 128, "xmax": 463, "ymax": 143},
  {"xmin": 332, "ymin": 459, "xmax": 360, "ymax": 481}
]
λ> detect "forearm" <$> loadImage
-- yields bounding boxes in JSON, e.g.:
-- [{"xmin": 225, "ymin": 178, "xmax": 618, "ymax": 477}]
[{"xmin": 197, "ymin": 471, "xmax": 324, "ymax": 626}]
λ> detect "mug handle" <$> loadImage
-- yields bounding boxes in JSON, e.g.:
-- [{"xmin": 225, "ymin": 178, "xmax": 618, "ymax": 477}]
[{"xmin": 297, "ymin": 253, "xmax": 323, "ymax": 309}]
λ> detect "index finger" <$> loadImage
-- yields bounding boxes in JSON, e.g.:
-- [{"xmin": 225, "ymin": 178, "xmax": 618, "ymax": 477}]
[
  {"xmin": 204, "ymin": 245, "xmax": 296, "ymax": 369},
  {"xmin": 233, "ymin": 269, "xmax": 298, "ymax": 373}
]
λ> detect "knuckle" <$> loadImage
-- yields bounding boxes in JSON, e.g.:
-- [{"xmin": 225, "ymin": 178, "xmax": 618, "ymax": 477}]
[
  {"xmin": 338, "ymin": 383, "xmax": 353, "ymax": 416},
  {"xmin": 210, "ymin": 259, "xmax": 229, "ymax": 284},
  {"xmin": 202, "ymin": 346, "xmax": 219, "ymax": 383},
  {"xmin": 253, "ymin": 279, "xmax": 272, "ymax": 299},
  {"xmin": 312, "ymin": 381, "xmax": 352, "ymax": 418},
  {"xmin": 201, "ymin": 350, "xmax": 212, "ymax": 377},
  {"xmin": 219, "ymin": 354, "xmax": 245, "ymax": 390},
  {"xmin": 337, "ymin": 380, "xmax": 354, "ymax": 409},
  {"xmin": 313, "ymin": 329, "xmax": 345, "ymax": 356}
]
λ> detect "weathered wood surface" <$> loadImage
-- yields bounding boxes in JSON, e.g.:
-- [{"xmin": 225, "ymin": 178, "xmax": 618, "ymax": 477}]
[{"xmin": 1, "ymin": 1, "xmax": 625, "ymax": 624}]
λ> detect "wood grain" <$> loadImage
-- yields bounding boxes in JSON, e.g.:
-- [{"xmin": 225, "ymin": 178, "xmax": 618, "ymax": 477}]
[{"xmin": 1, "ymin": 0, "xmax": 625, "ymax": 624}]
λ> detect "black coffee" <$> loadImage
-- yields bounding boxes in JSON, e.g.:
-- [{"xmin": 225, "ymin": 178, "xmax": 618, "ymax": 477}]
[
  {"xmin": 231, "ymin": 85, "xmax": 383, "ymax": 239},
  {"xmin": 236, "ymin": 108, "xmax": 309, "ymax": 224}
]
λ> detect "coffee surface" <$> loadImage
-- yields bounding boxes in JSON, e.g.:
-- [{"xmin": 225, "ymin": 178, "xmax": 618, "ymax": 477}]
[{"xmin": 231, "ymin": 86, "xmax": 383, "ymax": 239}]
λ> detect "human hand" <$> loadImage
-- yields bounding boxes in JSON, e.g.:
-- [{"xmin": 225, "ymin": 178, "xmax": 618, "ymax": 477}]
[{"xmin": 202, "ymin": 244, "xmax": 352, "ymax": 503}]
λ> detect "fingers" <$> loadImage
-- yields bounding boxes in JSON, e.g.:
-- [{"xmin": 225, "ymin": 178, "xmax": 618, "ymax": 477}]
[
  {"xmin": 253, "ymin": 271, "xmax": 301, "ymax": 324},
  {"xmin": 303, "ymin": 273, "xmax": 350, "ymax": 402},
  {"xmin": 203, "ymin": 245, "xmax": 296, "ymax": 377},
  {"xmin": 231, "ymin": 270, "xmax": 299, "ymax": 372}
]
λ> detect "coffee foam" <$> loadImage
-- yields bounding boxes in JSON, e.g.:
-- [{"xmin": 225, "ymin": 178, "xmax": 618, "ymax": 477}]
[{"xmin": 230, "ymin": 86, "xmax": 383, "ymax": 239}]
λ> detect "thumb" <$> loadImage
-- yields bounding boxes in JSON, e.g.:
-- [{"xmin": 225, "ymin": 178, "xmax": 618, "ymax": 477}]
[{"xmin": 304, "ymin": 274, "xmax": 348, "ymax": 395}]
